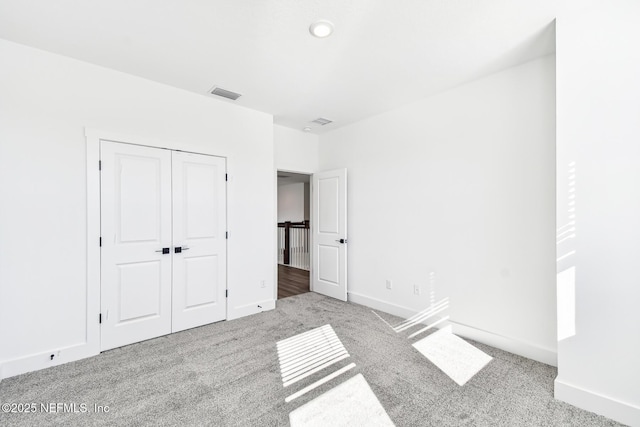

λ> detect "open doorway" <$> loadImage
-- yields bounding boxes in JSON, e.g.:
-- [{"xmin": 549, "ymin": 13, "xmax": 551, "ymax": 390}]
[{"xmin": 277, "ymin": 171, "xmax": 311, "ymax": 299}]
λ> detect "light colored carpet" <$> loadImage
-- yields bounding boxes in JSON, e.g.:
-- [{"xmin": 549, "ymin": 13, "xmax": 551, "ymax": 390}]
[
  {"xmin": 0, "ymin": 292, "xmax": 626, "ymax": 426},
  {"xmin": 289, "ymin": 374, "xmax": 394, "ymax": 427}
]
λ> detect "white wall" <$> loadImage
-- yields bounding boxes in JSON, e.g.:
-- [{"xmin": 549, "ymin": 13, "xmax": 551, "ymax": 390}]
[
  {"xmin": 319, "ymin": 55, "xmax": 557, "ymax": 365},
  {"xmin": 278, "ymin": 182, "xmax": 305, "ymax": 222},
  {"xmin": 274, "ymin": 125, "xmax": 319, "ymax": 174},
  {"xmin": 555, "ymin": 2, "xmax": 640, "ymax": 425},
  {"xmin": 0, "ymin": 39, "xmax": 275, "ymax": 379}
]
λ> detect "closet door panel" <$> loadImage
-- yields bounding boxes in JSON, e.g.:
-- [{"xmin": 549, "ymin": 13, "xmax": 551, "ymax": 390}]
[
  {"xmin": 100, "ymin": 141, "xmax": 172, "ymax": 351},
  {"xmin": 172, "ymin": 152, "xmax": 227, "ymax": 332}
]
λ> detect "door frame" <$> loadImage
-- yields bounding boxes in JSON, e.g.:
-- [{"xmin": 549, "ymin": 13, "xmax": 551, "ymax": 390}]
[
  {"xmin": 86, "ymin": 128, "xmax": 228, "ymax": 353},
  {"xmin": 275, "ymin": 169, "xmax": 315, "ymax": 299}
]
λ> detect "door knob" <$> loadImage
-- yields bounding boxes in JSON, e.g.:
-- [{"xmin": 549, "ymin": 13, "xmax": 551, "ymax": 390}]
[
  {"xmin": 335, "ymin": 239, "xmax": 347, "ymax": 244},
  {"xmin": 175, "ymin": 246, "xmax": 190, "ymax": 253},
  {"xmin": 155, "ymin": 248, "xmax": 170, "ymax": 254}
]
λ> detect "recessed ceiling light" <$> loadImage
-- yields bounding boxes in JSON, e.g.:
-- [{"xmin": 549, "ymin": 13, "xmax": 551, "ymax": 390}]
[
  {"xmin": 303, "ymin": 127, "xmax": 312, "ymax": 132},
  {"xmin": 309, "ymin": 20, "xmax": 334, "ymax": 38}
]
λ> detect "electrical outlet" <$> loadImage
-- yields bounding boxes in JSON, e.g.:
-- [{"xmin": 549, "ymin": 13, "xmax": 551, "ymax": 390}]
[
  {"xmin": 414, "ymin": 284, "xmax": 420, "ymax": 295},
  {"xmin": 260, "ymin": 280, "xmax": 266, "ymax": 288},
  {"xmin": 386, "ymin": 280, "xmax": 393, "ymax": 290}
]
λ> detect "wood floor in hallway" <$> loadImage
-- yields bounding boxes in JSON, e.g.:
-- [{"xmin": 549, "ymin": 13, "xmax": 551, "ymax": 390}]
[{"xmin": 278, "ymin": 264, "xmax": 310, "ymax": 299}]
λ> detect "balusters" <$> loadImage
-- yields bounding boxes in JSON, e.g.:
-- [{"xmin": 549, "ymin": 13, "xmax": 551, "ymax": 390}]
[{"xmin": 277, "ymin": 221, "xmax": 310, "ymax": 271}]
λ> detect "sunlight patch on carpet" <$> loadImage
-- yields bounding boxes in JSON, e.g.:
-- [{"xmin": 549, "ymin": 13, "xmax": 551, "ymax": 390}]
[
  {"xmin": 289, "ymin": 374, "xmax": 395, "ymax": 427},
  {"xmin": 285, "ymin": 363, "xmax": 356, "ymax": 403},
  {"xmin": 412, "ymin": 326, "xmax": 492, "ymax": 386},
  {"xmin": 277, "ymin": 324, "xmax": 350, "ymax": 387}
]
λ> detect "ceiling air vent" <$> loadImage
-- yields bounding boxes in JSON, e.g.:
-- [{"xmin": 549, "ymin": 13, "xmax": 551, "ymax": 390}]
[
  {"xmin": 311, "ymin": 117, "xmax": 332, "ymax": 126},
  {"xmin": 210, "ymin": 86, "xmax": 242, "ymax": 101}
]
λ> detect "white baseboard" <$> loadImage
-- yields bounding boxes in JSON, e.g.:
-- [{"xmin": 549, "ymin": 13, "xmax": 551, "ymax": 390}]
[
  {"xmin": 348, "ymin": 291, "xmax": 557, "ymax": 367},
  {"xmin": 449, "ymin": 321, "xmax": 557, "ymax": 366},
  {"xmin": 0, "ymin": 342, "xmax": 98, "ymax": 380},
  {"xmin": 2, "ymin": 301, "xmax": 276, "ymax": 380},
  {"xmin": 228, "ymin": 298, "xmax": 275, "ymax": 320},
  {"xmin": 555, "ymin": 378, "xmax": 640, "ymax": 426},
  {"xmin": 348, "ymin": 292, "xmax": 421, "ymax": 320}
]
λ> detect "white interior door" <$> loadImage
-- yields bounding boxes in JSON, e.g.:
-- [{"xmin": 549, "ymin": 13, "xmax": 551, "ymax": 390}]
[
  {"xmin": 171, "ymin": 151, "xmax": 227, "ymax": 332},
  {"xmin": 100, "ymin": 141, "xmax": 172, "ymax": 351},
  {"xmin": 312, "ymin": 168, "xmax": 348, "ymax": 301}
]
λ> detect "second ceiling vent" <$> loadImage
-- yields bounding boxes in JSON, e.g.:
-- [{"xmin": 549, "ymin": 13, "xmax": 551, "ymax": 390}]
[
  {"xmin": 210, "ymin": 86, "xmax": 242, "ymax": 101},
  {"xmin": 311, "ymin": 117, "xmax": 333, "ymax": 126}
]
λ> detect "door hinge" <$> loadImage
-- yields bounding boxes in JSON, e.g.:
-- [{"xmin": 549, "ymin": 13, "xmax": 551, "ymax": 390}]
[
  {"xmin": 99, "ymin": 237, "xmax": 102, "ymax": 247},
  {"xmin": 98, "ymin": 160, "xmax": 102, "ymax": 170},
  {"xmin": 225, "ymin": 290, "xmax": 228, "ymax": 298},
  {"xmin": 226, "ymin": 231, "xmax": 228, "ymax": 239},
  {"xmin": 225, "ymin": 173, "xmax": 228, "ymax": 181},
  {"xmin": 99, "ymin": 313, "xmax": 102, "ymax": 324}
]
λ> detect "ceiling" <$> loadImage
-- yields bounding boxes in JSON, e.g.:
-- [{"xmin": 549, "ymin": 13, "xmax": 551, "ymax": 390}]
[{"xmin": 0, "ymin": 1, "xmax": 592, "ymax": 134}]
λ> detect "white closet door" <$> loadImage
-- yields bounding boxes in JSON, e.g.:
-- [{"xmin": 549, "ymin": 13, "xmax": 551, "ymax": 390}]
[
  {"xmin": 171, "ymin": 151, "xmax": 227, "ymax": 332},
  {"xmin": 100, "ymin": 141, "xmax": 172, "ymax": 351}
]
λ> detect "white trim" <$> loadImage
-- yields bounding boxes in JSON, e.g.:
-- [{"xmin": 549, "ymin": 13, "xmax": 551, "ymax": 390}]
[
  {"xmin": 273, "ymin": 169, "xmax": 279, "ymax": 301},
  {"xmin": 275, "ymin": 168, "xmax": 314, "ymax": 298},
  {"xmin": 85, "ymin": 128, "xmax": 102, "ymax": 359},
  {"xmin": 555, "ymin": 378, "xmax": 640, "ymax": 426},
  {"xmin": 0, "ymin": 342, "xmax": 96, "ymax": 379},
  {"xmin": 85, "ymin": 128, "xmax": 231, "ymax": 157},
  {"xmin": 450, "ymin": 321, "xmax": 557, "ymax": 366},
  {"xmin": 348, "ymin": 291, "xmax": 422, "ymax": 320},
  {"xmin": 348, "ymin": 291, "xmax": 557, "ymax": 366},
  {"xmin": 228, "ymin": 299, "xmax": 276, "ymax": 320},
  {"xmin": 309, "ymin": 174, "xmax": 314, "ymax": 293}
]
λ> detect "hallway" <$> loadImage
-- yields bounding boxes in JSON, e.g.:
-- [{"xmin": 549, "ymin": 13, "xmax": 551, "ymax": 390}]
[{"xmin": 278, "ymin": 264, "xmax": 310, "ymax": 299}]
